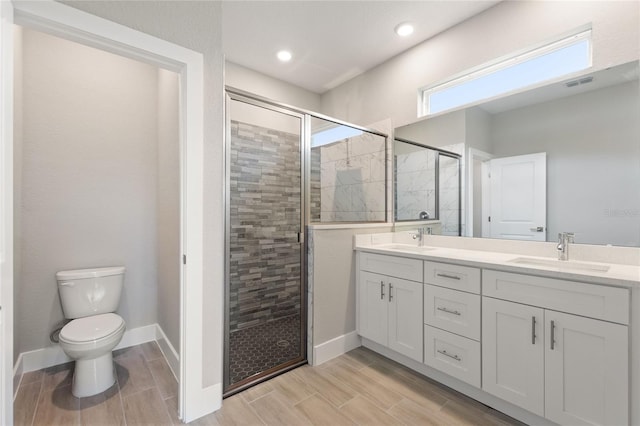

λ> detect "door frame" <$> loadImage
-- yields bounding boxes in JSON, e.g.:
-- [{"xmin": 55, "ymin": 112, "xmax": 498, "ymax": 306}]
[
  {"xmin": 5, "ymin": 1, "xmax": 214, "ymax": 422},
  {"xmin": 465, "ymin": 147, "xmax": 493, "ymax": 237},
  {"xmin": 0, "ymin": 1, "xmax": 14, "ymax": 424}
]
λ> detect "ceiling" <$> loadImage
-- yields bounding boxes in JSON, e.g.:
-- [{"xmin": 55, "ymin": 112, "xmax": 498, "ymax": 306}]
[{"xmin": 221, "ymin": 1, "xmax": 501, "ymax": 94}]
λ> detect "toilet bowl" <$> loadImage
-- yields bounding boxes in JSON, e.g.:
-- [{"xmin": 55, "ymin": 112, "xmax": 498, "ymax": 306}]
[
  {"xmin": 56, "ymin": 266, "xmax": 126, "ymax": 398},
  {"xmin": 59, "ymin": 313, "xmax": 126, "ymax": 397}
]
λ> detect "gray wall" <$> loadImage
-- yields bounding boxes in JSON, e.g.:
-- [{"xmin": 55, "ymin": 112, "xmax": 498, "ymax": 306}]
[
  {"xmin": 61, "ymin": 0, "xmax": 225, "ymax": 388},
  {"xmin": 311, "ymin": 227, "xmax": 391, "ymax": 345},
  {"xmin": 157, "ymin": 69, "xmax": 181, "ymax": 353},
  {"xmin": 15, "ymin": 28, "xmax": 162, "ymax": 355},
  {"xmin": 490, "ymin": 81, "xmax": 640, "ymax": 246},
  {"xmin": 225, "ymin": 61, "xmax": 321, "ymax": 111}
]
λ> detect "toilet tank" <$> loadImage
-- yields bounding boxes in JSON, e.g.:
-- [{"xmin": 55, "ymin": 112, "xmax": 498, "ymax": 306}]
[{"xmin": 56, "ymin": 266, "xmax": 125, "ymax": 319}]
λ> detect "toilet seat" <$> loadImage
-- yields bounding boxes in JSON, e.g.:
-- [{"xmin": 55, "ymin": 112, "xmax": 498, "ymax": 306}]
[{"xmin": 60, "ymin": 313, "xmax": 125, "ymax": 343}]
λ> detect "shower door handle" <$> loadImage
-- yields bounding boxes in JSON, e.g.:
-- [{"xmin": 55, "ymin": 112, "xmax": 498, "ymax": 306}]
[{"xmin": 298, "ymin": 232, "xmax": 304, "ymax": 244}]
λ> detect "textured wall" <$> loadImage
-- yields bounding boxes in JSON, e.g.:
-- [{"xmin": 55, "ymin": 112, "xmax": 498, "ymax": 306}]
[
  {"xmin": 228, "ymin": 121, "xmax": 301, "ymax": 331},
  {"xmin": 16, "ymin": 28, "xmax": 159, "ymax": 354}
]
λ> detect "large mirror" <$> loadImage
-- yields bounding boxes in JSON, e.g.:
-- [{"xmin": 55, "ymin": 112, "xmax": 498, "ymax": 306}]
[{"xmin": 395, "ymin": 61, "xmax": 640, "ymax": 247}]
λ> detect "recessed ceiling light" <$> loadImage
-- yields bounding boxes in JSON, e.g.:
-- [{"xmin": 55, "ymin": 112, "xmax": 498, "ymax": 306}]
[
  {"xmin": 395, "ymin": 22, "xmax": 414, "ymax": 37},
  {"xmin": 277, "ymin": 50, "xmax": 292, "ymax": 62}
]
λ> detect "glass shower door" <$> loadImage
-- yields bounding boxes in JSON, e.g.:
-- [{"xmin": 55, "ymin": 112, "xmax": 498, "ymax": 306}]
[{"xmin": 225, "ymin": 96, "xmax": 306, "ymax": 394}]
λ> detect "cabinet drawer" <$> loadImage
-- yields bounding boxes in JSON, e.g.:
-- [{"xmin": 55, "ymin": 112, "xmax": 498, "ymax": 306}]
[
  {"xmin": 424, "ymin": 261, "xmax": 480, "ymax": 294},
  {"xmin": 483, "ymin": 270, "xmax": 629, "ymax": 325},
  {"xmin": 424, "ymin": 325, "xmax": 481, "ymax": 388},
  {"xmin": 425, "ymin": 285, "xmax": 480, "ymax": 341},
  {"xmin": 359, "ymin": 252, "xmax": 423, "ymax": 282}
]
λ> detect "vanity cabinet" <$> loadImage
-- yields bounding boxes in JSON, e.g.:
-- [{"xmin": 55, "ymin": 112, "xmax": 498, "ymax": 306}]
[
  {"xmin": 356, "ymin": 245, "xmax": 635, "ymax": 426},
  {"xmin": 482, "ymin": 271, "xmax": 629, "ymax": 426},
  {"xmin": 358, "ymin": 253, "xmax": 423, "ymax": 362},
  {"xmin": 423, "ymin": 262, "xmax": 482, "ymax": 387}
]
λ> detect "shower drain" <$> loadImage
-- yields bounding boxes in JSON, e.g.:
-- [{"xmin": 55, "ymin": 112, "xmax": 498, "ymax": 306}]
[{"xmin": 276, "ymin": 340, "xmax": 290, "ymax": 348}]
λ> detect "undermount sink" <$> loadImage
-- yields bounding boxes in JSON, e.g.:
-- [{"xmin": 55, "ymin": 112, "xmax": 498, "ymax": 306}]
[
  {"xmin": 509, "ymin": 257, "xmax": 610, "ymax": 273},
  {"xmin": 378, "ymin": 244, "xmax": 435, "ymax": 253}
]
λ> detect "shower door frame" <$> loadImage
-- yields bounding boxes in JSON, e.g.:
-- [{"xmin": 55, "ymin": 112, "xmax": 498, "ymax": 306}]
[{"xmin": 224, "ymin": 89, "xmax": 309, "ymax": 395}]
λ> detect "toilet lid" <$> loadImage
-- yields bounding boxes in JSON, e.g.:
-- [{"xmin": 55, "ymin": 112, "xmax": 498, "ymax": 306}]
[{"xmin": 60, "ymin": 313, "xmax": 125, "ymax": 343}]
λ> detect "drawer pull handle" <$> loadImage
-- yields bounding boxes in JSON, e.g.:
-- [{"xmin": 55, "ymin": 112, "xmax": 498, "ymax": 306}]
[
  {"xmin": 437, "ymin": 349, "xmax": 461, "ymax": 362},
  {"xmin": 389, "ymin": 283, "xmax": 393, "ymax": 302},
  {"xmin": 437, "ymin": 306, "xmax": 461, "ymax": 316},
  {"xmin": 380, "ymin": 281, "xmax": 385, "ymax": 300},
  {"xmin": 550, "ymin": 320, "xmax": 556, "ymax": 350},
  {"xmin": 436, "ymin": 273, "xmax": 461, "ymax": 280},
  {"xmin": 531, "ymin": 316, "xmax": 537, "ymax": 344}
]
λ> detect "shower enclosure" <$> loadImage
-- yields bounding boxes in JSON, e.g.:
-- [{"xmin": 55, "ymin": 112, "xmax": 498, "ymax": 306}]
[
  {"xmin": 225, "ymin": 93, "xmax": 306, "ymax": 395},
  {"xmin": 225, "ymin": 89, "xmax": 387, "ymax": 394}
]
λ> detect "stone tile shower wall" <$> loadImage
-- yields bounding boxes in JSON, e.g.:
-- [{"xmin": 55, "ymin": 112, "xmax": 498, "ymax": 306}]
[
  {"xmin": 312, "ymin": 132, "xmax": 386, "ymax": 222},
  {"xmin": 229, "ymin": 121, "xmax": 301, "ymax": 332}
]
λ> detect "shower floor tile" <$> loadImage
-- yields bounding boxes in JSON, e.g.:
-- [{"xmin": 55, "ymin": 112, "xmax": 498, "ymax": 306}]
[{"xmin": 229, "ymin": 315, "xmax": 302, "ymax": 385}]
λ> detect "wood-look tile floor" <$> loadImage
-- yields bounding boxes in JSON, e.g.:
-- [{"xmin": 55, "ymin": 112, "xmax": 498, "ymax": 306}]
[{"xmin": 15, "ymin": 345, "xmax": 523, "ymax": 425}]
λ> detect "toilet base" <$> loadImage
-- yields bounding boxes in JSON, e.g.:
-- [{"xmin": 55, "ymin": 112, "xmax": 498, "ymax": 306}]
[{"xmin": 71, "ymin": 352, "xmax": 116, "ymax": 398}]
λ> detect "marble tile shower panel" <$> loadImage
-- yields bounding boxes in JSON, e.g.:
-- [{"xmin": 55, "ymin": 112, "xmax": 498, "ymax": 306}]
[
  {"xmin": 317, "ymin": 132, "xmax": 386, "ymax": 222},
  {"xmin": 229, "ymin": 121, "xmax": 302, "ymax": 331}
]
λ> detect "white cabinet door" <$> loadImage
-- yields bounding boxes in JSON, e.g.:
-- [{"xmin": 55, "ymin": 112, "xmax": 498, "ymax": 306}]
[
  {"xmin": 482, "ymin": 297, "xmax": 544, "ymax": 416},
  {"xmin": 388, "ymin": 277, "xmax": 423, "ymax": 362},
  {"xmin": 545, "ymin": 311, "xmax": 628, "ymax": 426},
  {"xmin": 358, "ymin": 271, "xmax": 388, "ymax": 346}
]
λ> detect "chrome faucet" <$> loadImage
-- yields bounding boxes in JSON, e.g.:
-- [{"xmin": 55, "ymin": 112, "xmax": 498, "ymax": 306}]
[
  {"xmin": 411, "ymin": 226, "xmax": 433, "ymax": 247},
  {"xmin": 557, "ymin": 232, "xmax": 575, "ymax": 261}
]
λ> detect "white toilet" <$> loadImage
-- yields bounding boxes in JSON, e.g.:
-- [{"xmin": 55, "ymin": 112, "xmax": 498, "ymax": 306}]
[{"xmin": 56, "ymin": 266, "xmax": 126, "ymax": 398}]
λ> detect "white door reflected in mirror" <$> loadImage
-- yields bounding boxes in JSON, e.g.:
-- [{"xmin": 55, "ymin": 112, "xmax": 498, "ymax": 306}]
[{"xmin": 486, "ymin": 152, "xmax": 546, "ymax": 241}]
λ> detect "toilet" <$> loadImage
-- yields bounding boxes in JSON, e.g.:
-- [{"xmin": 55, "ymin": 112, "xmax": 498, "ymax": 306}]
[{"xmin": 56, "ymin": 266, "xmax": 126, "ymax": 398}]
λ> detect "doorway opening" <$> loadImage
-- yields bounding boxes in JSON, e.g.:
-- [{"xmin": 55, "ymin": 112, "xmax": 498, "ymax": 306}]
[{"xmin": 12, "ymin": 23, "xmax": 182, "ymax": 421}]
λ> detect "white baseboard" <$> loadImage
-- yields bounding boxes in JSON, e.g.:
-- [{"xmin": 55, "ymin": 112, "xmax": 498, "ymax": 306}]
[
  {"xmin": 13, "ymin": 355, "xmax": 24, "ymax": 400},
  {"xmin": 154, "ymin": 324, "xmax": 179, "ymax": 380},
  {"xmin": 312, "ymin": 330, "xmax": 361, "ymax": 365},
  {"xmin": 17, "ymin": 323, "xmax": 161, "ymax": 374},
  {"xmin": 182, "ymin": 383, "xmax": 222, "ymax": 423}
]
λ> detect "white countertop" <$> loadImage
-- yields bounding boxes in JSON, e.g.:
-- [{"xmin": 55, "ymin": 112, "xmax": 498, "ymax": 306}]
[{"xmin": 355, "ymin": 234, "xmax": 640, "ymax": 288}]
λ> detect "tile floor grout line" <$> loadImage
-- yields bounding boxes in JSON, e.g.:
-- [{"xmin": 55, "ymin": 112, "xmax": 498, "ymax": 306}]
[
  {"xmin": 28, "ymin": 374, "xmax": 45, "ymax": 426},
  {"xmin": 142, "ymin": 346, "xmax": 178, "ymax": 424},
  {"xmin": 114, "ymin": 361, "xmax": 129, "ymax": 426},
  {"xmin": 243, "ymin": 392, "xmax": 269, "ymax": 426}
]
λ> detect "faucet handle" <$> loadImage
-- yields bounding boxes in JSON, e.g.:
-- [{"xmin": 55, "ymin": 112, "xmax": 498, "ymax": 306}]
[{"xmin": 558, "ymin": 232, "xmax": 575, "ymax": 242}]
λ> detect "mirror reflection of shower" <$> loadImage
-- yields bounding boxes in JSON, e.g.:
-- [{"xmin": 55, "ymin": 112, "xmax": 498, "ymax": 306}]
[{"xmin": 394, "ymin": 138, "xmax": 462, "ymax": 236}]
